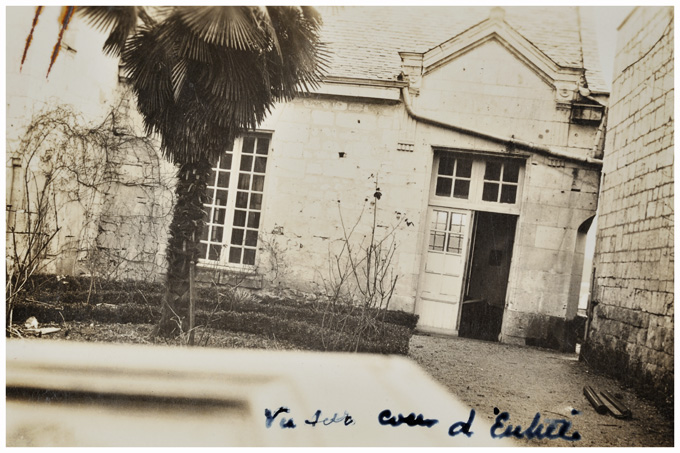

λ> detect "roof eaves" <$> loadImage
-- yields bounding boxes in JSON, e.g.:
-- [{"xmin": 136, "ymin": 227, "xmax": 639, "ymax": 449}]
[{"xmin": 323, "ymin": 75, "xmax": 409, "ymax": 89}]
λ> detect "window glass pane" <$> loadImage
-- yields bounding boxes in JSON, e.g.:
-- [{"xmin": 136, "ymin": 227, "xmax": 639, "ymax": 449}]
[
  {"xmin": 219, "ymin": 153, "xmax": 232, "ymax": 170},
  {"xmin": 482, "ymin": 182, "xmax": 499, "ymax": 202},
  {"xmin": 233, "ymin": 210, "xmax": 246, "ymax": 227},
  {"xmin": 217, "ymin": 171, "xmax": 230, "ymax": 188},
  {"xmin": 243, "ymin": 248, "xmax": 256, "ymax": 265},
  {"xmin": 242, "ymin": 137, "xmax": 256, "ymax": 154},
  {"xmin": 245, "ymin": 230, "xmax": 258, "ymax": 247},
  {"xmin": 231, "ymin": 228, "xmax": 244, "ymax": 245},
  {"xmin": 256, "ymin": 138, "xmax": 270, "ymax": 155},
  {"xmin": 236, "ymin": 191, "xmax": 248, "ymax": 208},
  {"xmin": 484, "ymin": 161, "xmax": 502, "ymax": 181},
  {"xmin": 453, "ymin": 179, "xmax": 470, "ymax": 199},
  {"xmin": 429, "ymin": 232, "xmax": 446, "ymax": 251},
  {"xmin": 200, "ymin": 224, "xmax": 210, "ymax": 241},
  {"xmin": 214, "ymin": 189, "xmax": 228, "ymax": 206},
  {"xmin": 503, "ymin": 162, "xmax": 520, "ymax": 182},
  {"xmin": 229, "ymin": 247, "xmax": 242, "ymax": 264},
  {"xmin": 208, "ymin": 244, "xmax": 221, "ymax": 261},
  {"xmin": 213, "ymin": 208, "xmax": 226, "ymax": 224},
  {"xmin": 252, "ymin": 175, "xmax": 265, "ymax": 192},
  {"xmin": 224, "ymin": 139, "xmax": 234, "ymax": 152},
  {"xmin": 447, "ymin": 234, "xmax": 462, "ymax": 254},
  {"xmin": 456, "ymin": 158, "xmax": 472, "ymax": 178},
  {"xmin": 240, "ymin": 155, "xmax": 253, "ymax": 171},
  {"xmin": 254, "ymin": 156, "xmax": 267, "ymax": 173},
  {"xmin": 435, "ymin": 177, "xmax": 452, "ymax": 197},
  {"xmin": 432, "ymin": 210, "xmax": 448, "ymax": 231},
  {"xmin": 500, "ymin": 184, "xmax": 518, "ymax": 204},
  {"xmin": 208, "ymin": 169, "xmax": 217, "ymax": 186},
  {"xmin": 250, "ymin": 193, "xmax": 263, "ymax": 210},
  {"xmin": 198, "ymin": 242, "xmax": 207, "ymax": 260},
  {"xmin": 247, "ymin": 211, "xmax": 260, "ymax": 229},
  {"xmin": 438, "ymin": 155, "xmax": 455, "ymax": 176},
  {"xmin": 449, "ymin": 213, "xmax": 465, "ymax": 233},
  {"xmin": 434, "ymin": 233, "xmax": 446, "ymax": 251},
  {"xmin": 238, "ymin": 174, "xmax": 251, "ymax": 190},
  {"xmin": 210, "ymin": 226, "xmax": 223, "ymax": 242}
]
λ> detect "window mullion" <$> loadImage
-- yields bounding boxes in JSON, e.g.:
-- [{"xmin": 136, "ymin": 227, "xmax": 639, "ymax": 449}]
[
  {"xmin": 471, "ymin": 160, "xmax": 484, "ymax": 203},
  {"xmin": 221, "ymin": 138, "xmax": 242, "ymax": 265}
]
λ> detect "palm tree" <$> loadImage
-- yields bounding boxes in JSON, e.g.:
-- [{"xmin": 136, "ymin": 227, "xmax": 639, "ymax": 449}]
[{"xmin": 35, "ymin": 6, "xmax": 326, "ymax": 335}]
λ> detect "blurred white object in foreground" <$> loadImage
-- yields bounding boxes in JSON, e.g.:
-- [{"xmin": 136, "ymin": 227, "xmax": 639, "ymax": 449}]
[{"xmin": 6, "ymin": 339, "xmax": 513, "ymax": 447}]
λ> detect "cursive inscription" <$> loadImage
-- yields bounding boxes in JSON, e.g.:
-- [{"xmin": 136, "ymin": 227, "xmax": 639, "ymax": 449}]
[
  {"xmin": 265, "ymin": 406, "xmax": 354, "ymax": 429},
  {"xmin": 378, "ymin": 410, "xmax": 439, "ymax": 428},
  {"xmin": 490, "ymin": 407, "xmax": 581, "ymax": 441},
  {"xmin": 306, "ymin": 410, "xmax": 354, "ymax": 427},
  {"xmin": 448, "ymin": 409, "xmax": 475, "ymax": 437},
  {"xmin": 264, "ymin": 405, "xmax": 582, "ymax": 442},
  {"xmin": 264, "ymin": 406, "xmax": 297, "ymax": 429}
]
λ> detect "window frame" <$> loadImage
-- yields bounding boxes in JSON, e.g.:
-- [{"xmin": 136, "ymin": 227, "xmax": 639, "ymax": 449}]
[
  {"xmin": 430, "ymin": 150, "xmax": 525, "ymax": 215},
  {"xmin": 428, "ymin": 209, "xmax": 468, "ymax": 256},
  {"xmin": 198, "ymin": 133, "xmax": 272, "ymax": 270}
]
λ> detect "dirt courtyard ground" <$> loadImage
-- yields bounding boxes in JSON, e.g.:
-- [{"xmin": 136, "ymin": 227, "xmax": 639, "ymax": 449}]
[{"xmin": 408, "ymin": 333, "xmax": 674, "ymax": 447}]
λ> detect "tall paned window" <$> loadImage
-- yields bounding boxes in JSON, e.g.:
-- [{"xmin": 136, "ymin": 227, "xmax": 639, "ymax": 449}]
[{"xmin": 199, "ymin": 134, "xmax": 270, "ymax": 266}]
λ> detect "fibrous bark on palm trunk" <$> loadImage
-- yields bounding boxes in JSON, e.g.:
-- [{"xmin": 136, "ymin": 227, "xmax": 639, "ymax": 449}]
[{"xmin": 156, "ymin": 157, "xmax": 212, "ymax": 336}]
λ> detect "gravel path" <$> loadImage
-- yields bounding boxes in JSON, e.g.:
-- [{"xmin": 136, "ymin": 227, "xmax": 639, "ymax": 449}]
[{"xmin": 408, "ymin": 333, "xmax": 673, "ymax": 447}]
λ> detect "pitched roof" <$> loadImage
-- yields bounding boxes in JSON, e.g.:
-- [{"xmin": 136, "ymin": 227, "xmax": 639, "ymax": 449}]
[{"xmin": 318, "ymin": 6, "xmax": 608, "ymax": 93}]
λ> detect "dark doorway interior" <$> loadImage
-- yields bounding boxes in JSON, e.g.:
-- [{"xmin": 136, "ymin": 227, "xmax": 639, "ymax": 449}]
[{"xmin": 458, "ymin": 211, "xmax": 517, "ymax": 341}]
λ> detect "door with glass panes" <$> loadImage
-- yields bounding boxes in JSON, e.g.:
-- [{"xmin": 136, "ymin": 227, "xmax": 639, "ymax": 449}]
[{"xmin": 417, "ymin": 207, "xmax": 472, "ymax": 332}]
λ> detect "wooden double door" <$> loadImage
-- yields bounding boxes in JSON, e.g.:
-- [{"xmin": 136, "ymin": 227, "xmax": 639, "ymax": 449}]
[{"xmin": 416, "ymin": 207, "xmax": 516, "ymax": 335}]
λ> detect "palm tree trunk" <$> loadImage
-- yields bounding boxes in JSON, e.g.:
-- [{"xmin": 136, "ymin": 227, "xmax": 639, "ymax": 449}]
[{"xmin": 156, "ymin": 157, "xmax": 212, "ymax": 337}]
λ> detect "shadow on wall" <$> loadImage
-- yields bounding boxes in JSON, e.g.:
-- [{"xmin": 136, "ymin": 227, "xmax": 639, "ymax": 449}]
[{"xmin": 524, "ymin": 316, "xmax": 587, "ymax": 352}]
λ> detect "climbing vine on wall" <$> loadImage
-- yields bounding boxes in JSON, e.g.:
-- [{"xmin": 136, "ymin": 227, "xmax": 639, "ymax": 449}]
[{"xmin": 6, "ymin": 97, "xmax": 175, "ymax": 327}]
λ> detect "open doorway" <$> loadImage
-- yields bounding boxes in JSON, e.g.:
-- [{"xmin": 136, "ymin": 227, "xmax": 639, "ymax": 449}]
[{"xmin": 458, "ymin": 211, "xmax": 517, "ymax": 341}]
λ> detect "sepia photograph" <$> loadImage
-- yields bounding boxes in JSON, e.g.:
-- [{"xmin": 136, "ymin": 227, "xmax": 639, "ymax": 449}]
[{"xmin": 5, "ymin": 3, "xmax": 674, "ymax": 447}]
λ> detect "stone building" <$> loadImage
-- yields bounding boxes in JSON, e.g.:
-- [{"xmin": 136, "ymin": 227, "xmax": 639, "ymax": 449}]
[
  {"xmin": 7, "ymin": 6, "xmax": 609, "ymax": 350},
  {"xmin": 202, "ymin": 6, "xmax": 608, "ymax": 350},
  {"xmin": 581, "ymin": 6, "xmax": 674, "ymax": 406}
]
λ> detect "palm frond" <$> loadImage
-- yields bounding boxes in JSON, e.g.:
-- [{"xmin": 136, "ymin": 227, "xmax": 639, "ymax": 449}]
[
  {"xmin": 171, "ymin": 59, "xmax": 188, "ymax": 102},
  {"xmin": 119, "ymin": 5, "xmax": 327, "ymax": 165},
  {"xmin": 175, "ymin": 6, "xmax": 267, "ymax": 50},
  {"xmin": 78, "ymin": 6, "xmax": 140, "ymax": 56}
]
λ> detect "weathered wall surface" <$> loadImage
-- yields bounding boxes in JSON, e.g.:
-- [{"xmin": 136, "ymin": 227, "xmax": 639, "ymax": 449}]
[
  {"xmin": 502, "ymin": 154, "xmax": 599, "ymax": 349},
  {"xmin": 252, "ymin": 95, "xmax": 428, "ymax": 312},
  {"xmin": 417, "ymin": 38, "xmax": 598, "ymax": 156},
  {"xmin": 6, "ymin": 7, "xmax": 175, "ymax": 281},
  {"xmin": 582, "ymin": 6, "xmax": 674, "ymax": 408}
]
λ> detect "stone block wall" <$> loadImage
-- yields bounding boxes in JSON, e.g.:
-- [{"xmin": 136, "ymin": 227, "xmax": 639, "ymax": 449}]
[
  {"xmin": 502, "ymin": 154, "xmax": 600, "ymax": 350},
  {"xmin": 253, "ymin": 94, "xmax": 429, "ymax": 312},
  {"xmin": 582, "ymin": 6, "xmax": 674, "ymax": 409},
  {"xmin": 6, "ymin": 7, "xmax": 176, "ymax": 282}
]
